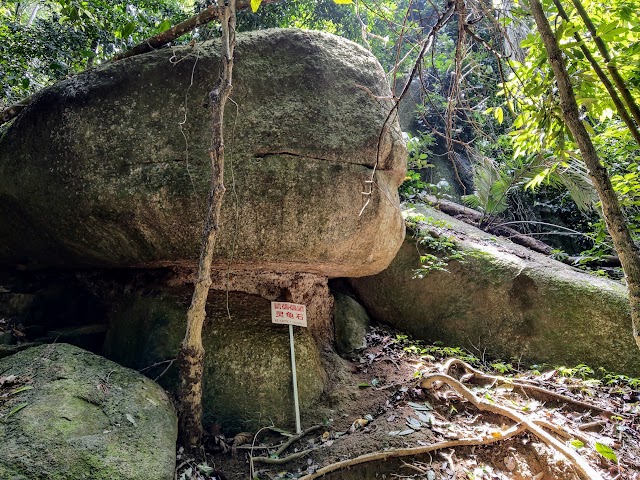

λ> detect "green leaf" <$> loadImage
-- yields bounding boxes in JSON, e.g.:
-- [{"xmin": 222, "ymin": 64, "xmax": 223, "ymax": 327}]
[
  {"xmin": 357, "ymin": 382, "xmax": 371, "ymax": 388},
  {"xmin": 494, "ymin": 106, "xmax": 504, "ymax": 124},
  {"xmin": 570, "ymin": 439, "xmax": 584, "ymax": 449},
  {"xmin": 4, "ymin": 402, "xmax": 28, "ymax": 421},
  {"xmin": 121, "ymin": 21, "xmax": 136, "ymax": 38},
  {"xmin": 10, "ymin": 385, "xmax": 33, "ymax": 395},
  {"xmin": 157, "ymin": 19, "xmax": 172, "ymax": 32},
  {"xmin": 250, "ymin": 0, "xmax": 262, "ymax": 12},
  {"xmin": 595, "ymin": 442, "xmax": 618, "ymax": 462}
]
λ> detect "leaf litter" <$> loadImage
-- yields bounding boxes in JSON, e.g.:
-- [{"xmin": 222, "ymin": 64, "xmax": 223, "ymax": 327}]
[{"xmin": 177, "ymin": 325, "xmax": 640, "ymax": 480}]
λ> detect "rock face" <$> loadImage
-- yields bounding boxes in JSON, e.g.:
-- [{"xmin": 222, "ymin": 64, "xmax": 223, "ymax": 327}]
[
  {"xmin": 333, "ymin": 292, "xmax": 370, "ymax": 355},
  {"xmin": 0, "ymin": 28, "xmax": 406, "ymax": 277},
  {"xmin": 0, "ymin": 343, "xmax": 177, "ymax": 480},
  {"xmin": 103, "ymin": 290, "xmax": 326, "ymax": 431},
  {"xmin": 351, "ymin": 204, "xmax": 640, "ymax": 375},
  {"xmin": 208, "ymin": 270, "xmax": 335, "ymax": 348}
]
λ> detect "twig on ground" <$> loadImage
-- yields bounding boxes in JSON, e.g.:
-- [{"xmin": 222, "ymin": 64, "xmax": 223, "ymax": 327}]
[
  {"xmin": 578, "ymin": 420, "xmax": 608, "ymax": 431},
  {"xmin": 235, "ymin": 442, "xmax": 285, "ymax": 451},
  {"xmin": 248, "ymin": 425, "xmax": 273, "ymax": 479},
  {"xmin": 439, "ymin": 449, "xmax": 456, "ymax": 473},
  {"xmin": 400, "ymin": 460, "xmax": 428, "ymax": 474},
  {"xmin": 249, "ymin": 425, "xmax": 322, "ymax": 471},
  {"xmin": 272, "ymin": 425, "xmax": 323, "ymax": 457},
  {"xmin": 299, "ymin": 424, "xmax": 526, "ymax": 480},
  {"xmin": 420, "ymin": 373, "xmax": 604, "ymax": 480},
  {"xmin": 534, "ymin": 418, "xmax": 592, "ymax": 447},
  {"xmin": 252, "ymin": 448, "xmax": 318, "ymax": 465}
]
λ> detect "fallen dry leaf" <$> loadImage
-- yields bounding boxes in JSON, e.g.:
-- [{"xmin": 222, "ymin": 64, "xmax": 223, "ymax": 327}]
[{"xmin": 231, "ymin": 432, "xmax": 253, "ymax": 446}]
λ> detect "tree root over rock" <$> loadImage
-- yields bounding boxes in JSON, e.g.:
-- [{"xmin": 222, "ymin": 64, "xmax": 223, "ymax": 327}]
[
  {"xmin": 301, "ymin": 372, "xmax": 604, "ymax": 480},
  {"xmin": 442, "ymin": 357, "xmax": 617, "ymax": 416},
  {"xmin": 420, "ymin": 373, "xmax": 603, "ymax": 480}
]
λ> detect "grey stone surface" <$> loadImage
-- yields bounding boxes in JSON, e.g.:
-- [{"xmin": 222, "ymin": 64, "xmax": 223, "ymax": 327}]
[
  {"xmin": 0, "ymin": 343, "xmax": 177, "ymax": 480},
  {"xmin": 103, "ymin": 289, "xmax": 326, "ymax": 431},
  {"xmin": 0, "ymin": 29, "xmax": 406, "ymax": 277},
  {"xmin": 352, "ymin": 203, "xmax": 640, "ymax": 375},
  {"xmin": 333, "ymin": 292, "xmax": 370, "ymax": 355}
]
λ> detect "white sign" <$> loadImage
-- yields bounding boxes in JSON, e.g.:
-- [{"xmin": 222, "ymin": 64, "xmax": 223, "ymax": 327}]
[{"xmin": 271, "ymin": 302, "xmax": 307, "ymax": 328}]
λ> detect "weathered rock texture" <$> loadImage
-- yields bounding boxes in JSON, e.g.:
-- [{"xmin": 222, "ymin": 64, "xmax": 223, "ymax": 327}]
[
  {"xmin": 208, "ymin": 270, "xmax": 334, "ymax": 348},
  {"xmin": 0, "ymin": 343, "xmax": 177, "ymax": 480},
  {"xmin": 0, "ymin": 28, "xmax": 405, "ymax": 277},
  {"xmin": 103, "ymin": 290, "xmax": 326, "ymax": 431},
  {"xmin": 352, "ymin": 204, "xmax": 640, "ymax": 375},
  {"xmin": 333, "ymin": 292, "xmax": 370, "ymax": 355}
]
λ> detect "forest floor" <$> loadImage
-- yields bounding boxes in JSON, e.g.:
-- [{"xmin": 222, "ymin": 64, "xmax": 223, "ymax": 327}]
[{"xmin": 176, "ymin": 325, "xmax": 640, "ymax": 480}]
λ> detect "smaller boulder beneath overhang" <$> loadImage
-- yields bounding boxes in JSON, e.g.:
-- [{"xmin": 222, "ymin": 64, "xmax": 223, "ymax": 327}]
[
  {"xmin": 351, "ymin": 203, "xmax": 640, "ymax": 375},
  {"xmin": 0, "ymin": 343, "xmax": 177, "ymax": 480},
  {"xmin": 103, "ymin": 289, "xmax": 326, "ymax": 432},
  {"xmin": 333, "ymin": 292, "xmax": 370, "ymax": 355}
]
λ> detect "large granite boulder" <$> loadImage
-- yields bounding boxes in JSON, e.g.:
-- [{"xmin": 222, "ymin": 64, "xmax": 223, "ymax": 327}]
[
  {"xmin": 351, "ymin": 203, "xmax": 640, "ymax": 375},
  {"xmin": 0, "ymin": 28, "xmax": 405, "ymax": 277},
  {"xmin": 0, "ymin": 343, "xmax": 177, "ymax": 480}
]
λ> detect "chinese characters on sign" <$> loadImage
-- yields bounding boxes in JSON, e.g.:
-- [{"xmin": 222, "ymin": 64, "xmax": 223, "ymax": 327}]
[{"xmin": 271, "ymin": 302, "xmax": 307, "ymax": 328}]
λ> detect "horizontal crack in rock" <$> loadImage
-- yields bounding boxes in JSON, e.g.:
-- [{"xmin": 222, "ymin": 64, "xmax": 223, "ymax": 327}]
[{"xmin": 254, "ymin": 150, "xmax": 382, "ymax": 171}]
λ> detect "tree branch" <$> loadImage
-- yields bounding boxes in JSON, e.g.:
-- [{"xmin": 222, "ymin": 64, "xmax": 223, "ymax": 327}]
[
  {"xmin": 550, "ymin": 0, "xmax": 640, "ymax": 147},
  {"xmin": 529, "ymin": 0, "xmax": 640, "ymax": 350},
  {"xmin": 1, "ymin": 0, "xmax": 279, "ymax": 127},
  {"xmin": 177, "ymin": 0, "xmax": 236, "ymax": 450},
  {"xmin": 569, "ymin": 0, "xmax": 640, "ymax": 129}
]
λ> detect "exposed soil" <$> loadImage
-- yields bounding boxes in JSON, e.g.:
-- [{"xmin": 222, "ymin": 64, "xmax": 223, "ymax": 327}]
[{"xmin": 177, "ymin": 325, "xmax": 640, "ymax": 480}]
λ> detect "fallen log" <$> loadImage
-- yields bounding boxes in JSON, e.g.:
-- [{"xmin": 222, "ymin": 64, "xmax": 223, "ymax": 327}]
[{"xmin": 423, "ymin": 196, "xmax": 621, "ymax": 268}]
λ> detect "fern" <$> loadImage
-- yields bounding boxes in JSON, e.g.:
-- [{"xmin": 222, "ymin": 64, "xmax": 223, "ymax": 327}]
[{"xmin": 464, "ymin": 153, "xmax": 597, "ymax": 215}]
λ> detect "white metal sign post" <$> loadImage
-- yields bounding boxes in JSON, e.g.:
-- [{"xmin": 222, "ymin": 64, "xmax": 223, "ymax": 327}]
[{"xmin": 271, "ymin": 301, "xmax": 307, "ymax": 434}]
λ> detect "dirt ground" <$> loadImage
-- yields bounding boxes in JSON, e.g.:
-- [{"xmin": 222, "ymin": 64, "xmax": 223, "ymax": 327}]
[{"xmin": 176, "ymin": 325, "xmax": 640, "ymax": 480}]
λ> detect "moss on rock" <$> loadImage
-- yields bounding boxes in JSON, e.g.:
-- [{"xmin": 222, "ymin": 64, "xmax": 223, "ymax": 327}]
[
  {"xmin": 0, "ymin": 343, "xmax": 177, "ymax": 480},
  {"xmin": 103, "ymin": 289, "xmax": 326, "ymax": 431},
  {"xmin": 352, "ymin": 204, "xmax": 640, "ymax": 375}
]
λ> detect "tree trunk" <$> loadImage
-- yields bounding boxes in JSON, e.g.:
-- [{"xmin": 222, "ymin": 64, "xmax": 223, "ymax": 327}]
[
  {"xmin": 177, "ymin": 0, "xmax": 236, "ymax": 451},
  {"xmin": 1, "ymin": 0, "xmax": 271, "ymax": 127},
  {"xmin": 529, "ymin": 0, "xmax": 640, "ymax": 350}
]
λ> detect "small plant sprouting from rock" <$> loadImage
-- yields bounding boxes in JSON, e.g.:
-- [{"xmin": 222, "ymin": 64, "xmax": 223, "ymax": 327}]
[{"xmin": 404, "ymin": 212, "xmax": 466, "ymax": 277}]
